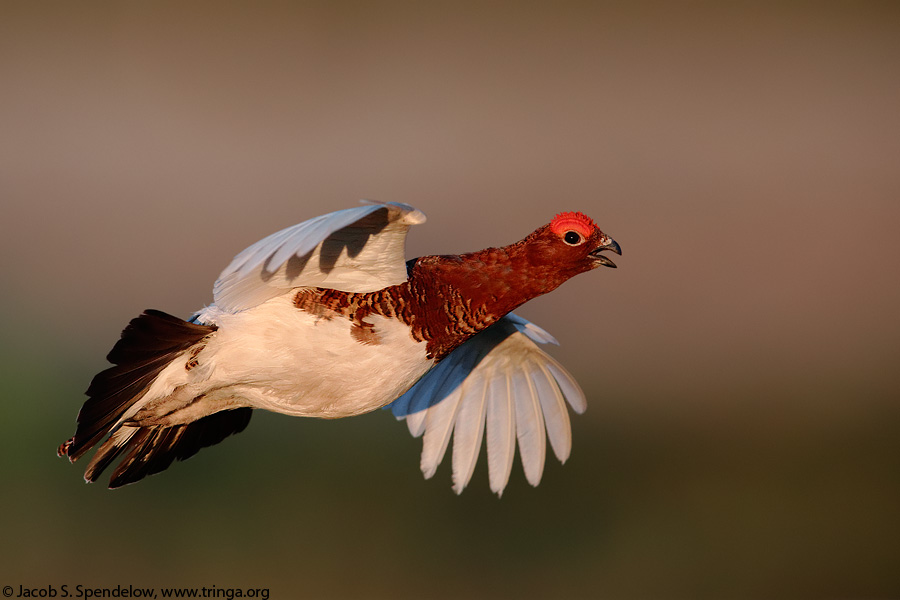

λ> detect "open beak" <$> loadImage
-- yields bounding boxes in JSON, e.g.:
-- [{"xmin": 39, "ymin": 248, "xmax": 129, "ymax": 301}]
[{"xmin": 590, "ymin": 236, "xmax": 622, "ymax": 268}]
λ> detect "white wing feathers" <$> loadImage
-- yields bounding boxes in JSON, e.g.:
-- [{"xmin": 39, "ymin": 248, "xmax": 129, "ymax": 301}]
[
  {"xmin": 390, "ymin": 314, "xmax": 587, "ymax": 496},
  {"xmin": 213, "ymin": 201, "xmax": 426, "ymax": 313}
]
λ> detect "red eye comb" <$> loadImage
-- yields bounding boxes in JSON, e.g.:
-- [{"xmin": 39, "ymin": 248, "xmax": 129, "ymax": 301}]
[{"xmin": 550, "ymin": 211, "xmax": 596, "ymax": 237}]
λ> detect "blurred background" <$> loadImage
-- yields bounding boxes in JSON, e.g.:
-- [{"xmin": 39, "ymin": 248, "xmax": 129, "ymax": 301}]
[{"xmin": 1, "ymin": 1, "xmax": 898, "ymax": 598}]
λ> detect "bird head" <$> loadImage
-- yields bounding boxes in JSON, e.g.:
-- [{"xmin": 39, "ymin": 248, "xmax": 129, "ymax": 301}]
[{"xmin": 531, "ymin": 211, "xmax": 622, "ymax": 274}]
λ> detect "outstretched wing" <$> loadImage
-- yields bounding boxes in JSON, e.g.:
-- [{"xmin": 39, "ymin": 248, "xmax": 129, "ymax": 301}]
[
  {"xmin": 389, "ymin": 314, "xmax": 587, "ymax": 496},
  {"xmin": 213, "ymin": 201, "xmax": 427, "ymax": 313}
]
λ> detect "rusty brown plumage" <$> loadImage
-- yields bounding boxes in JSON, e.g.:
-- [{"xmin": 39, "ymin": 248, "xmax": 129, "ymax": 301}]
[{"xmin": 293, "ymin": 221, "xmax": 610, "ymax": 361}]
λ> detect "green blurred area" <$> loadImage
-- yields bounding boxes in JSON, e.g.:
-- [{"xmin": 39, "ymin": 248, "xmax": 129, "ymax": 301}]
[{"xmin": 3, "ymin": 317, "xmax": 898, "ymax": 599}]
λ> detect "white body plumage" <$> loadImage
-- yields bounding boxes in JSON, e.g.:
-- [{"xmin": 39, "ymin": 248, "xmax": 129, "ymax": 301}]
[{"xmin": 192, "ymin": 296, "xmax": 434, "ymax": 419}]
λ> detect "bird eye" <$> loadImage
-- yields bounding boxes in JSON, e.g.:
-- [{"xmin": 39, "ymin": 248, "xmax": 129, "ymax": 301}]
[{"xmin": 563, "ymin": 231, "xmax": 582, "ymax": 245}]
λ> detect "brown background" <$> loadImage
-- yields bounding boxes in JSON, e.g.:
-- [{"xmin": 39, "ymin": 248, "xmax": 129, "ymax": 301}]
[{"xmin": 1, "ymin": 2, "xmax": 898, "ymax": 598}]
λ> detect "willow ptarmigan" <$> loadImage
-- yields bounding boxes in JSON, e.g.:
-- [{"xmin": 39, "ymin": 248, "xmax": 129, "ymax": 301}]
[{"xmin": 58, "ymin": 201, "xmax": 621, "ymax": 495}]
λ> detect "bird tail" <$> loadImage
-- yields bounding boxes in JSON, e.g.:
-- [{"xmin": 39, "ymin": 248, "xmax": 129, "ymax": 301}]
[{"xmin": 57, "ymin": 309, "xmax": 252, "ymax": 488}]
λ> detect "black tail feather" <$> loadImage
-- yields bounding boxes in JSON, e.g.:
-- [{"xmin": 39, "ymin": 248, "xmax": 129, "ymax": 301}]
[
  {"xmin": 102, "ymin": 409, "xmax": 253, "ymax": 488},
  {"xmin": 59, "ymin": 309, "xmax": 253, "ymax": 488},
  {"xmin": 61, "ymin": 309, "xmax": 217, "ymax": 462}
]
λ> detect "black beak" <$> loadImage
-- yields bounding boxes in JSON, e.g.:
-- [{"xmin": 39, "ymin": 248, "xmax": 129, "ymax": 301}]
[{"xmin": 590, "ymin": 237, "xmax": 622, "ymax": 268}]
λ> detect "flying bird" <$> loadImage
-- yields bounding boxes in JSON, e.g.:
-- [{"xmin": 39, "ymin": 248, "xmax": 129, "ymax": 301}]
[{"xmin": 58, "ymin": 201, "xmax": 621, "ymax": 495}]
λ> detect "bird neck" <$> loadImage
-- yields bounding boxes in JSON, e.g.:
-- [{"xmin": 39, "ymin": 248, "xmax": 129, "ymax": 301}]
[
  {"xmin": 406, "ymin": 238, "xmax": 568, "ymax": 359},
  {"xmin": 292, "ymin": 236, "xmax": 573, "ymax": 362}
]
